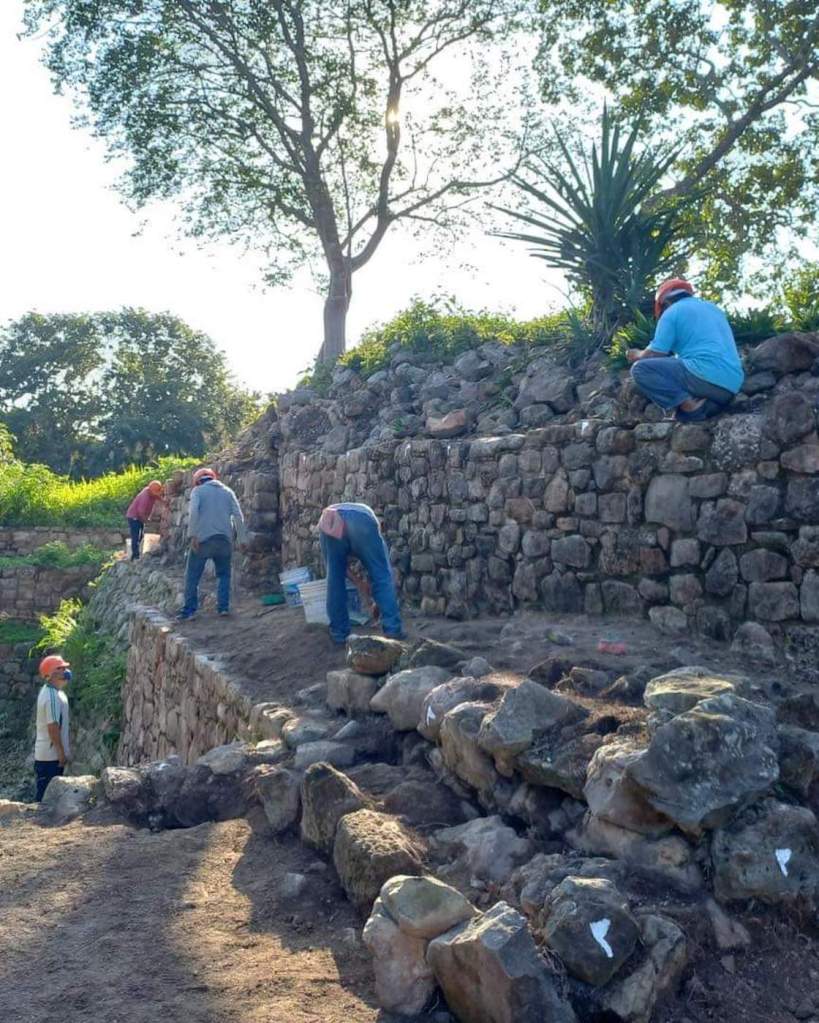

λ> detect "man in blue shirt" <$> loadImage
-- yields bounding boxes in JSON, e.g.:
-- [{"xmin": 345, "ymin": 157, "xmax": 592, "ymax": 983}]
[
  {"xmin": 627, "ymin": 278, "xmax": 744, "ymax": 422},
  {"xmin": 176, "ymin": 467, "xmax": 248, "ymax": 620}
]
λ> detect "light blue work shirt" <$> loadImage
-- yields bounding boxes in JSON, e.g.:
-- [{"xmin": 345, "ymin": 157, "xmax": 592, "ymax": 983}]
[
  {"xmin": 188, "ymin": 479, "xmax": 248, "ymax": 544},
  {"xmin": 648, "ymin": 296, "xmax": 744, "ymax": 394}
]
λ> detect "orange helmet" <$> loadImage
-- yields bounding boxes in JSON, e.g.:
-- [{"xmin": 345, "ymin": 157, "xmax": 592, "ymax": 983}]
[
  {"xmin": 654, "ymin": 278, "xmax": 694, "ymax": 318},
  {"xmin": 147, "ymin": 480, "xmax": 163, "ymax": 496},
  {"xmin": 193, "ymin": 467, "xmax": 218, "ymax": 485},
  {"xmin": 39, "ymin": 654, "xmax": 70, "ymax": 678}
]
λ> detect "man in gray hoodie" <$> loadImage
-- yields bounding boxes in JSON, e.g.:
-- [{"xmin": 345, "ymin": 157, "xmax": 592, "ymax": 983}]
[{"xmin": 176, "ymin": 466, "xmax": 248, "ymax": 620}]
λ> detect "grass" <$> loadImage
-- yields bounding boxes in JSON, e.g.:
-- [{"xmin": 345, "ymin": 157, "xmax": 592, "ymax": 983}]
[
  {"xmin": 0, "ymin": 541, "xmax": 113, "ymax": 571},
  {"xmin": 37, "ymin": 598, "xmax": 125, "ymax": 755},
  {"xmin": 0, "ymin": 455, "xmax": 196, "ymax": 527},
  {"xmin": 0, "ymin": 618, "xmax": 43, "ymax": 647}
]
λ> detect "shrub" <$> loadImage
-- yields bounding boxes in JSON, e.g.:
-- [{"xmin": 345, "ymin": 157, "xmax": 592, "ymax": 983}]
[
  {"xmin": 297, "ymin": 298, "xmax": 579, "ymax": 386},
  {"xmin": 781, "ymin": 263, "xmax": 819, "ymax": 332},
  {"xmin": 0, "ymin": 455, "xmax": 196, "ymax": 527},
  {"xmin": 37, "ymin": 598, "xmax": 125, "ymax": 754}
]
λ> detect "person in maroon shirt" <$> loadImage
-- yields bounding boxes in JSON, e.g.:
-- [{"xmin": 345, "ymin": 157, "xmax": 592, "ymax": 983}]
[{"xmin": 125, "ymin": 480, "xmax": 165, "ymax": 560}]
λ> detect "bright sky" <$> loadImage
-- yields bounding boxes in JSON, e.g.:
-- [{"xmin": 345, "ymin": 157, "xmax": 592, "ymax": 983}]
[{"xmin": 0, "ymin": 3, "xmax": 562, "ymax": 395}]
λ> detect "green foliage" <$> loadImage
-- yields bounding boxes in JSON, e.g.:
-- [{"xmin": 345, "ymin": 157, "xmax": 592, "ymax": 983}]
[
  {"xmin": 609, "ymin": 309, "xmax": 656, "ymax": 368},
  {"xmin": 24, "ymin": 2, "xmax": 536, "ymax": 363},
  {"xmin": 0, "ymin": 309, "xmax": 260, "ymax": 476},
  {"xmin": 0, "ymin": 455, "xmax": 196, "ymax": 527},
  {"xmin": 725, "ymin": 306, "xmax": 784, "ymax": 348},
  {"xmin": 0, "ymin": 619, "xmax": 43, "ymax": 647},
  {"xmin": 782, "ymin": 263, "xmax": 819, "ymax": 332},
  {"xmin": 0, "ymin": 542, "xmax": 112, "ymax": 572},
  {"xmin": 37, "ymin": 599, "xmax": 125, "ymax": 753},
  {"xmin": 331, "ymin": 299, "xmax": 574, "ymax": 380},
  {"xmin": 492, "ymin": 107, "xmax": 694, "ymax": 344},
  {"xmin": 0, "ymin": 422, "xmax": 14, "ymax": 464},
  {"xmin": 535, "ymin": 1, "xmax": 819, "ymax": 294}
]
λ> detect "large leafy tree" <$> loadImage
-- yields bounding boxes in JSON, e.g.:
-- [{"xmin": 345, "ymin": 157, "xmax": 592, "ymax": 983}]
[
  {"xmin": 536, "ymin": 0, "xmax": 819, "ymax": 292},
  {"xmin": 0, "ymin": 310, "xmax": 259, "ymax": 476},
  {"xmin": 24, "ymin": 0, "xmax": 535, "ymax": 363}
]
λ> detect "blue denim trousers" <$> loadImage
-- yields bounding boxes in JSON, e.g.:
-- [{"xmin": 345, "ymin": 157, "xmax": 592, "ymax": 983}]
[
  {"xmin": 127, "ymin": 517, "xmax": 144, "ymax": 560},
  {"xmin": 631, "ymin": 357, "xmax": 733, "ymax": 410},
  {"xmin": 183, "ymin": 535, "xmax": 232, "ymax": 613},
  {"xmin": 320, "ymin": 508, "xmax": 403, "ymax": 642}
]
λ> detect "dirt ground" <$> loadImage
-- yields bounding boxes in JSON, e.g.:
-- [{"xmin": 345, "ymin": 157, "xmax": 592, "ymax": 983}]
[
  {"xmin": 0, "ymin": 812, "xmax": 449, "ymax": 1023},
  {"xmin": 174, "ymin": 590, "xmax": 784, "ymax": 707}
]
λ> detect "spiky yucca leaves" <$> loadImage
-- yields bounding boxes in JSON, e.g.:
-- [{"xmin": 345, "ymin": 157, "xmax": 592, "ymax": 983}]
[{"xmin": 492, "ymin": 107, "xmax": 694, "ymax": 345}]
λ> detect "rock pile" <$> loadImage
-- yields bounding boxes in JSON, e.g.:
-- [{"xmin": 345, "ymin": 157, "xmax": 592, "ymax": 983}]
[{"xmin": 44, "ymin": 626, "xmax": 819, "ymax": 1023}]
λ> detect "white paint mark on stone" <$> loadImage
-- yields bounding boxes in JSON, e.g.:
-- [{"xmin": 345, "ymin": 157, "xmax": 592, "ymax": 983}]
[
  {"xmin": 775, "ymin": 848, "xmax": 792, "ymax": 877},
  {"xmin": 590, "ymin": 918, "xmax": 614, "ymax": 958},
  {"xmin": 426, "ymin": 706, "xmax": 436, "ymax": 725}
]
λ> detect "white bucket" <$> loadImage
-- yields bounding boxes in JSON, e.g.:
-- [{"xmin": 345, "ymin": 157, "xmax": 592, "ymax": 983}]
[
  {"xmin": 298, "ymin": 579, "xmax": 329, "ymax": 624},
  {"xmin": 297, "ymin": 579, "xmax": 369, "ymax": 626},
  {"xmin": 280, "ymin": 566, "xmax": 312, "ymax": 607}
]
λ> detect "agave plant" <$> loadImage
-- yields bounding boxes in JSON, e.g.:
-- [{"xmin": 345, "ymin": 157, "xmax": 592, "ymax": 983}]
[{"xmin": 492, "ymin": 107, "xmax": 695, "ymax": 345}]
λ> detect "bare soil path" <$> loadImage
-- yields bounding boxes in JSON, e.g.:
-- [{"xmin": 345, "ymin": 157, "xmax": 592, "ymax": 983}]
[{"xmin": 0, "ymin": 814, "xmax": 404, "ymax": 1023}]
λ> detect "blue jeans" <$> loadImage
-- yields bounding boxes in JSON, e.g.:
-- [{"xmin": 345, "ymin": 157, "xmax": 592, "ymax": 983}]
[
  {"xmin": 320, "ymin": 508, "xmax": 403, "ymax": 642},
  {"xmin": 631, "ymin": 357, "xmax": 733, "ymax": 411},
  {"xmin": 183, "ymin": 535, "xmax": 232, "ymax": 613},
  {"xmin": 128, "ymin": 517, "xmax": 144, "ymax": 560},
  {"xmin": 34, "ymin": 760, "xmax": 63, "ymax": 802}
]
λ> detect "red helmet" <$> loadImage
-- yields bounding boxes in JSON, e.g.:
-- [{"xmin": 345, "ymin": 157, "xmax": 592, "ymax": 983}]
[
  {"xmin": 192, "ymin": 467, "xmax": 218, "ymax": 485},
  {"xmin": 39, "ymin": 654, "xmax": 70, "ymax": 678},
  {"xmin": 654, "ymin": 278, "xmax": 694, "ymax": 319}
]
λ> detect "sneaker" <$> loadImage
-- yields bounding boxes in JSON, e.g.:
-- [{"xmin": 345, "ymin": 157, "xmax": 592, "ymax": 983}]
[
  {"xmin": 175, "ymin": 609, "xmax": 196, "ymax": 621},
  {"xmin": 218, "ymin": 609, "xmax": 231, "ymax": 617}
]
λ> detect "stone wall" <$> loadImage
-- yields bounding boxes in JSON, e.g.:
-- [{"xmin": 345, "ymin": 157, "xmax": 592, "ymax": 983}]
[
  {"xmin": 0, "ymin": 563, "xmax": 105, "ymax": 619},
  {"xmin": 118, "ymin": 608, "xmax": 258, "ymax": 765},
  {"xmin": 0, "ymin": 526, "xmax": 127, "ymax": 554},
  {"xmin": 280, "ymin": 403, "xmax": 819, "ymax": 646},
  {"xmin": 0, "ymin": 641, "xmax": 39, "ymax": 719},
  {"xmin": 86, "ymin": 560, "xmax": 259, "ymax": 766}
]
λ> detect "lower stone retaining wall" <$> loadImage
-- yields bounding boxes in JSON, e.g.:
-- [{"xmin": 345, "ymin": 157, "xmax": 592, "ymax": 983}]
[
  {"xmin": 89, "ymin": 560, "xmax": 258, "ymax": 765},
  {"xmin": 0, "ymin": 642, "xmax": 39, "ymax": 718},
  {"xmin": 0, "ymin": 563, "xmax": 104, "ymax": 618},
  {"xmin": 119, "ymin": 609, "xmax": 256, "ymax": 765},
  {"xmin": 0, "ymin": 526, "xmax": 127, "ymax": 554}
]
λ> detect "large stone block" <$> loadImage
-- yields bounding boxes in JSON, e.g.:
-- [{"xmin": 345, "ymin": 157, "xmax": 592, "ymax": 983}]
[
  {"xmin": 627, "ymin": 693, "xmax": 779, "ymax": 832},
  {"xmin": 370, "ymin": 665, "xmax": 452, "ymax": 731},
  {"xmin": 712, "ymin": 799, "xmax": 819, "ymax": 904},
  {"xmin": 333, "ymin": 809, "xmax": 422, "ymax": 911},
  {"xmin": 427, "ymin": 902, "xmax": 577, "ymax": 1023},
  {"xmin": 644, "ymin": 475, "xmax": 693, "ymax": 531},
  {"xmin": 542, "ymin": 876, "xmax": 639, "ymax": 987}
]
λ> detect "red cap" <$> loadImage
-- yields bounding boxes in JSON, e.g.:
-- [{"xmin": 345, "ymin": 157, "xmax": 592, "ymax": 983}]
[
  {"xmin": 39, "ymin": 654, "xmax": 70, "ymax": 678},
  {"xmin": 654, "ymin": 277, "xmax": 694, "ymax": 318}
]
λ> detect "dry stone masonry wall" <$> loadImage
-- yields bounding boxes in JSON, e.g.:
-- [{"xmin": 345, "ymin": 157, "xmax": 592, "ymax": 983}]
[
  {"xmin": 280, "ymin": 405, "xmax": 819, "ymax": 651},
  {"xmin": 0, "ymin": 526, "xmax": 127, "ymax": 555}
]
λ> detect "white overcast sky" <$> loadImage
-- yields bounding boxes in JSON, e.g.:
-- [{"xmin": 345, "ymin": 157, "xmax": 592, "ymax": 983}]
[{"xmin": 0, "ymin": 2, "xmax": 564, "ymax": 395}]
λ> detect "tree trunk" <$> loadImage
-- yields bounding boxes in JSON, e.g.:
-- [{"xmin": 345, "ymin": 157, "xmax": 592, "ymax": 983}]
[{"xmin": 318, "ymin": 263, "xmax": 352, "ymax": 364}]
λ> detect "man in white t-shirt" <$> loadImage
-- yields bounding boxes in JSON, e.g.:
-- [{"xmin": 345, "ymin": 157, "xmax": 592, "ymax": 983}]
[{"xmin": 34, "ymin": 654, "xmax": 71, "ymax": 802}]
